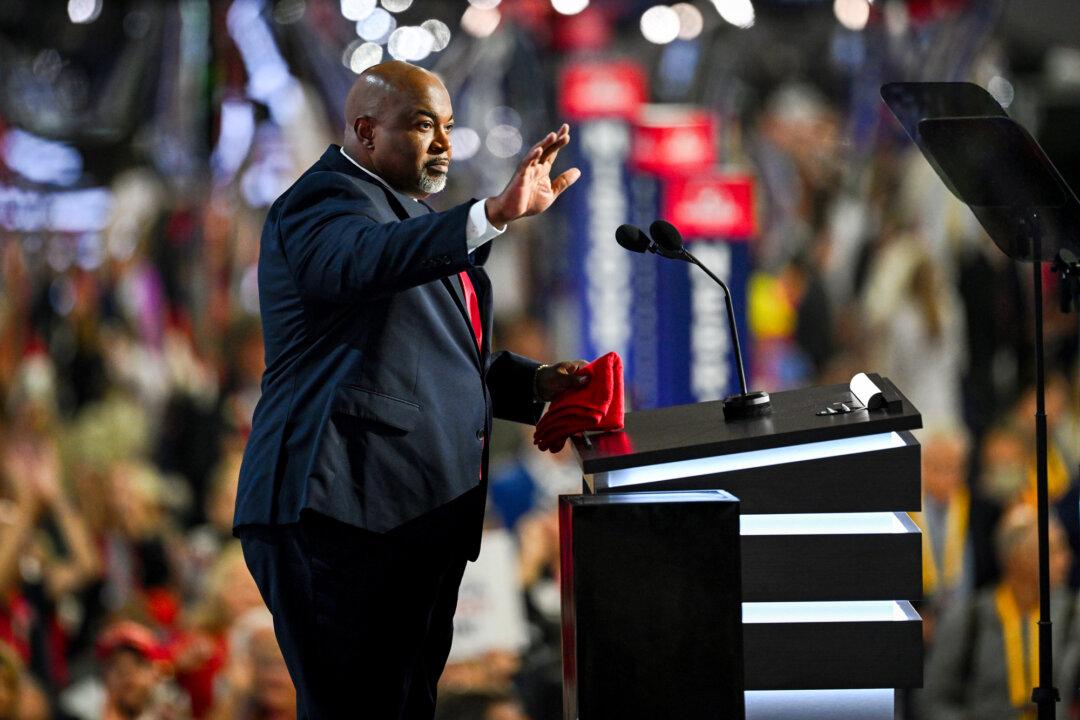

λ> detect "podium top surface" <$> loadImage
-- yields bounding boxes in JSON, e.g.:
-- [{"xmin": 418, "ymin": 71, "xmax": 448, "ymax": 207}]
[{"xmin": 573, "ymin": 381, "xmax": 922, "ymax": 475}]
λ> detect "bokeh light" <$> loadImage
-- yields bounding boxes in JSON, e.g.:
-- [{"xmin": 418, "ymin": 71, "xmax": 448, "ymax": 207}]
[
  {"xmin": 710, "ymin": 0, "xmax": 755, "ymax": 29},
  {"xmin": 67, "ymin": 0, "xmax": 103, "ymax": 24},
  {"xmin": 451, "ymin": 127, "xmax": 482, "ymax": 161},
  {"xmin": 673, "ymin": 3, "xmax": 704, "ymax": 40},
  {"xmin": 348, "ymin": 42, "xmax": 384, "ymax": 73},
  {"xmin": 485, "ymin": 125, "xmax": 523, "ymax": 158},
  {"xmin": 341, "ymin": 0, "xmax": 376, "ymax": 21},
  {"xmin": 467, "ymin": 0, "xmax": 501, "ymax": 8},
  {"xmin": 834, "ymin": 0, "xmax": 870, "ymax": 31},
  {"xmin": 388, "ymin": 26, "xmax": 434, "ymax": 62},
  {"xmin": 485, "ymin": 106, "xmax": 522, "ymax": 129},
  {"xmin": 988, "ymin": 75, "xmax": 1015, "ymax": 107},
  {"xmin": 273, "ymin": 0, "xmax": 307, "ymax": 24},
  {"xmin": 551, "ymin": 0, "xmax": 589, "ymax": 16},
  {"xmin": 421, "ymin": 19, "xmax": 452, "ymax": 51},
  {"xmin": 461, "ymin": 6, "xmax": 501, "ymax": 38},
  {"xmin": 641, "ymin": 5, "xmax": 681, "ymax": 45},
  {"xmin": 357, "ymin": 8, "xmax": 396, "ymax": 42},
  {"xmin": 381, "ymin": 0, "xmax": 413, "ymax": 12}
]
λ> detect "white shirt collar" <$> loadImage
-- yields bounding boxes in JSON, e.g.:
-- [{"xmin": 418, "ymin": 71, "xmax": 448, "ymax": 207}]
[{"xmin": 339, "ymin": 147, "xmax": 418, "ymax": 203}]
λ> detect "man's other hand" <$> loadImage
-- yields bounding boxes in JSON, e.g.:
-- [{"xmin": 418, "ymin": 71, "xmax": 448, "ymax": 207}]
[
  {"xmin": 485, "ymin": 124, "xmax": 581, "ymax": 227},
  {"xmin": 535, "ymin": 359, "xmax": 589, "ymax": 402}
]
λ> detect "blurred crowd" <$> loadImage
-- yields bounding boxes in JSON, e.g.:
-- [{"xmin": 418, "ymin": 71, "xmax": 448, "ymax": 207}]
[{"xmin": 0, "ymin": 1, "xmax": 1077, "ymax": 719}]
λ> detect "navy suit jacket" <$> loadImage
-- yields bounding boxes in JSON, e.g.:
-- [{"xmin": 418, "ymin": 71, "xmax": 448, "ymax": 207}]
[{"xmin": 234, "ymin": 145, "xmax": 543, "ymax": 559}]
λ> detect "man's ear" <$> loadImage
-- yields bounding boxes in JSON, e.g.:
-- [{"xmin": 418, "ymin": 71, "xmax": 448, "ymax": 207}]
[{"xmin": 355, "ymin": 117, "xmax": 376, "ymax": 150}]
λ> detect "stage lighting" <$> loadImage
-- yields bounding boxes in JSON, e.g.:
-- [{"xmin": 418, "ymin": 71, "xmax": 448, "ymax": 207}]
[
  {"xmin": 422, "ymin": 19, "xmax": 452, "ymax": 51},
  {"xmin": 551, "ymin": 0, "xmax": 589, "ymax": 15},
  {"xmin": 673, "ymin": 3, "xmax": 704, "ymax": 40},
  {"xmin": 451, "ymin": 128, "xmax": 482, "ymax": 161},
  {"xmin": 388, "ymin": 26, "xmax": 434, "ymax": 61},
  {"xmin": 834, "ymin": 0, "xmax": 870, "ymax": 31},
  {"xmin": 341, "ymin": 0, "xmax": 375, "ymax": 22},
  {"xmin": 485, "ymin": 125, "xmax": 523, "ymax": 158},
  {"xmin": 68, "ymin": 0, "xmax": 102, "ymax": 24},
  {"xmin": 349, "ymin": 42, "xmax": 383, "ymax": 73},
  {"xmin": 357, "ymin": 8, "xmax": 395, "ymax": 42},
  {"xmin": 461, "ymin": 6, "xmax": 500, "ymax": 37},
  {"xmin": 710, "ymin": 0, "xmax": 755, "ymax": 29},
  {"xmin": 641, "ymin": 5, "xmax": 680, "ymax": 45}
]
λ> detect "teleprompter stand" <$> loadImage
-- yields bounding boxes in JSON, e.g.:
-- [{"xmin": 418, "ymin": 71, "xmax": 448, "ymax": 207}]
[{"xmin": 883, "ymin": 81, "xmax": 1080, "ymax": 720}]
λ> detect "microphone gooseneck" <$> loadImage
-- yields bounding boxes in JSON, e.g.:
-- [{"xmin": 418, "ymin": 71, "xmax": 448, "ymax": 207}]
[{"xmin": 644, "ymin": 220, "xmax": 771, "ymax": 420}]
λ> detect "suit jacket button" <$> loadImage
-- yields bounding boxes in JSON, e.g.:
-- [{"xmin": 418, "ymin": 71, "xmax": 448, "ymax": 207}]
[{"xmin": 476, "ymin": 428, "xmax": 485, "ymax": 441}]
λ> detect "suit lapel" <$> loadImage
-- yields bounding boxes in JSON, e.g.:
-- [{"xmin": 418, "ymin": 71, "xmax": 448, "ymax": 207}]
[
  {"xmin": 327, "ymin": 146, "xmax": 484, "ymax": 366},
  {"xmin": 405, "ymin": 199, "xmax": 482, "ymax": 367}
]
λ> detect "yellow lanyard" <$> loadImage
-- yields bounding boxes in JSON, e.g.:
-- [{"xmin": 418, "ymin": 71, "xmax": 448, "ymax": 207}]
[
  {"xmin": 917, "ymin": 488, "xmax": 969, "ymax": 596},
  {"xmin": 995, "ymin": 584, "xmax": 1039, "ymax": 718}
]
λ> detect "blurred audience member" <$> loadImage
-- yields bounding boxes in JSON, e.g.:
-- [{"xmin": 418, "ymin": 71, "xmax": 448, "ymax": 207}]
[
  {"xmin": 174, "ymin": 542, "xmax": 264, "ymax": 718},
  {"xmin": 0, "ymin": 429, "xmax": 101, "ymax": 696},
  {"xmin": 435, "ymin": 687, "xmax": 530, "ymax": 720},
  {"xmin": 212, "ymin": 609, "xmax": 296, "ymax": 720},
  {"xmin": 914, "ymin": 428, "xmax": 973, "ymax": 622},
  {"xmin": 95, "ymin": 621, "xmax": 190, "ymax": 720},
  {"xmin": 489, "ymin": 427, "xmax": 581, "ymax": 531},
  {"xmin": 862, "ymin": 230, "xmax": 966, "ymax": 431},
  {"xmin": 920, "ymin": 506, "xmax": 1079, "ymax": 719},
  {"xmin": 183, "ymin": 451, "xmax": 243, "ymax": 598}
]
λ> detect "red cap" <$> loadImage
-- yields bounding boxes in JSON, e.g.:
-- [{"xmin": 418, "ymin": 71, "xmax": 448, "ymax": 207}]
[{"xmin": 95, "ymin": 621, "xmax": 170, "ymax": 663}]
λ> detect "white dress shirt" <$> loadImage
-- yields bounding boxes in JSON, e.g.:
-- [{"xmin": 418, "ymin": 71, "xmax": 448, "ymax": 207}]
[{"xmin": 339, "ymin": 147, "xmax": 505, "ymax": 252}]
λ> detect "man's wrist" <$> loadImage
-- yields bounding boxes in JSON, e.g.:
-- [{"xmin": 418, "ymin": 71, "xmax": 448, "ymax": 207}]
[
  {"xmin": 533, "ymin": 364, "xmax": 551, "ymax": 403},
  {"xmin": 484, "ymin": 198, "xmax": 509, "ymax": 229}
]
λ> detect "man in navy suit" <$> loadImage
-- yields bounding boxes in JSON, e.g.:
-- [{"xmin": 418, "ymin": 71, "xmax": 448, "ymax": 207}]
[{"xmin": 234, "ymin": 61, "xmax": 584, "ymax": 718}]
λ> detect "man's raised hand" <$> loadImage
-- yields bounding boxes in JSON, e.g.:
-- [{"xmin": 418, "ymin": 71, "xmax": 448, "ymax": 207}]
[{"xmin": 484, "ymin": 124, "xmax": 581, "ymax": 227}]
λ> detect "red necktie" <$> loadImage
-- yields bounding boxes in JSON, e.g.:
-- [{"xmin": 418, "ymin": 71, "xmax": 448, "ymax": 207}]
[{"xmin": 457, "ymin": 271, "xmax": 483, "ymax": 351}]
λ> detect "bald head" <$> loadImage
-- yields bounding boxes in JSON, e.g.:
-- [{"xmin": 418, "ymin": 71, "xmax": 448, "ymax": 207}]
[
  {"xmin": 341, "ymin": 61, "xmax": 454, "ymax": 198},
  {"xmin": 344, "ymin": 61, "xmax": 444, "ymax": 129}
]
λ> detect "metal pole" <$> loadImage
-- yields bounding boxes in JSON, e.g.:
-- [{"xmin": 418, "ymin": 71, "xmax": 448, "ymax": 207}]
[{"xmin": 1030, "ymin": 228, "xmax": 1059, "ymax": 717}]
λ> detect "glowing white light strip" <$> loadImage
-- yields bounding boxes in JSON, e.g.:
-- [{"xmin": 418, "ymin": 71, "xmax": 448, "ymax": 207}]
[
  {"xmin": 603, "ymin": 431, "xmax": 905, "ymax": 489},
  {"xmin": 746, "ymin": 689, "xmax": 894, "ymax": 719},
  {"xmin": 740, "ymin": 512, "xmax": 907, "ymax": 536},
  {"xmin": 742, "ymin": 601, "xmax": 912, "ymax": 624}
]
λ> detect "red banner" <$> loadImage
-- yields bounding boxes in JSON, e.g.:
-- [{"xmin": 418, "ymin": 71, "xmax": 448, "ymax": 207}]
[
  {"xmin": 558, "ymin": 61, "xmax": 647, "ymax": 121},
  {"xmin": 662, "ymin": 174, "xmax": 756, "ymax": 240},
  {"xmin": 631, "ymin": 107, "xmax": 716, "ymax": 176}
]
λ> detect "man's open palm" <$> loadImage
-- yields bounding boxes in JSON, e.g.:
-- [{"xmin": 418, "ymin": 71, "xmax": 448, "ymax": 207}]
[{"xmin": 486, "ymin": 124, "xmax": 581, "ymax": 226}]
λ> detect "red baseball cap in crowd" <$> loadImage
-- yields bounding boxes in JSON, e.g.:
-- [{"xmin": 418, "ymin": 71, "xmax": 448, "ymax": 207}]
[{"xmin": 95, "ymin": 621, "xmax": 171, "ymax": 663}]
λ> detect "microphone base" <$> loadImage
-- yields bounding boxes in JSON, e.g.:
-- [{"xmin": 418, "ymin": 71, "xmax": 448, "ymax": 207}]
[{"xmin": 722, "ymin": 391, "xmax": 772, "ymax": 421}]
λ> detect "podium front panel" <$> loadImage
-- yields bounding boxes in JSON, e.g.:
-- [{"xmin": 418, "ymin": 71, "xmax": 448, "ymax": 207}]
[
  {"xmin": 741, "ymin": 512, "xmax": 921, "ymax": 601},
  {"xmin": 560, "ymin": 491, "xmax": 744, "ymax": 720},
  {"xmin": 743, "ymin": 601, "xmax": 922, "ymax": 690}
]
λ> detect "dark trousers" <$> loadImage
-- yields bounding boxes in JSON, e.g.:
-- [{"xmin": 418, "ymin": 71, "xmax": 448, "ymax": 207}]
[{"xmin": 239, "ymin": 511, "xmax": 468, "ymax": 719}]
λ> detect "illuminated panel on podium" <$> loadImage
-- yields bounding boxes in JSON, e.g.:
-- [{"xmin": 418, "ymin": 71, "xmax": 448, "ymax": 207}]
[
  {"xmin": 603, "ymin": 431, "xmax": 906, "ymax": 489},
  {"xmin": 740, "ymin": 512, "xmax": 908, "ymax": 536},
  {"xmin": 742, "ymin": 600, "xmax": 915, "ymax": 624},
  {"xmin": 745, "ymin": 689, "xmax": 895, "ymax": 720}
]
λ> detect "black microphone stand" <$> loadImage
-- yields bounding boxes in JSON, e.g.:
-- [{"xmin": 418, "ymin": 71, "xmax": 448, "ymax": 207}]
[
  {"xmin": 682, "ymin": 251, "xmax": 748, "ymax": 393},
  {"xmin": 649, "ymin": 219, "xmax": 772, "ymax": 420}
]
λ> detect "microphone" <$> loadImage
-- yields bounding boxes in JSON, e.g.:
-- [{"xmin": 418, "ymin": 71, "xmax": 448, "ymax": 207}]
[
  {"xmin": 616, "ymin": 224, "xmax": 651, "ymax": 253},
  {"xmin": 615, "ymin": 224, "xmax": 684, "ymax": 259},
  {"xmin": 648, "ymin": 220, "xmax": 772, "ymax": 421}
]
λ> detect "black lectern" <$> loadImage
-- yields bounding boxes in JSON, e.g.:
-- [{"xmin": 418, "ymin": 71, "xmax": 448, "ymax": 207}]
[
  {"xmin": 560, "ymin": 491, "xmax": 744, "ymax": 720},
  {"xmin": 562, "ymin": 380, "xmax": 923, "ymax": 719}
]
